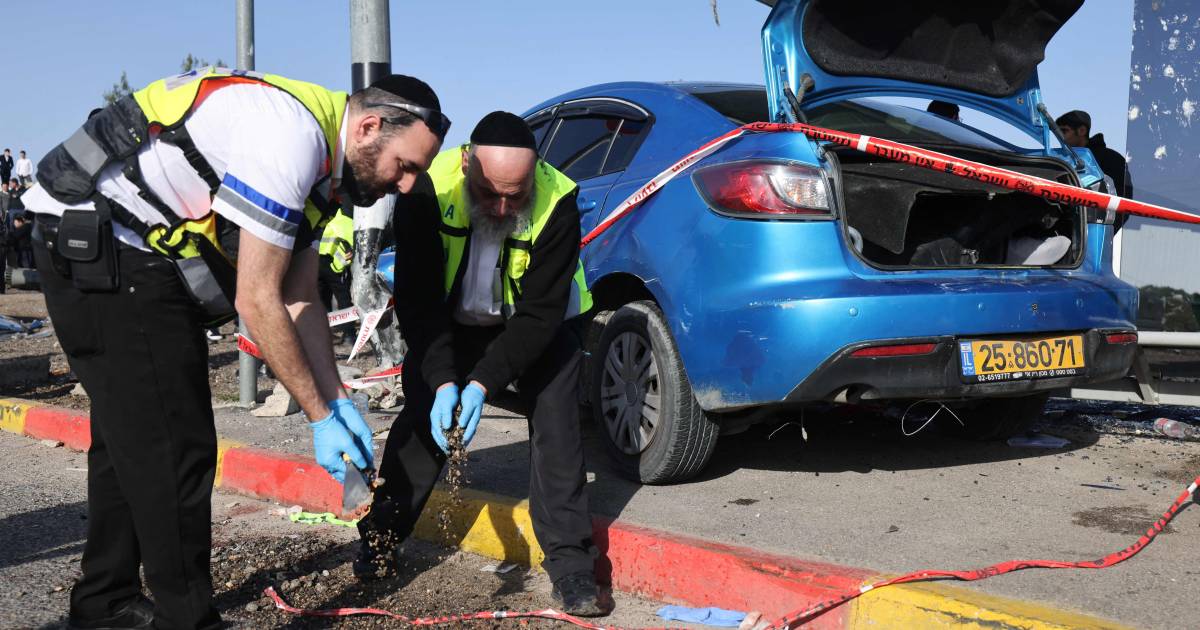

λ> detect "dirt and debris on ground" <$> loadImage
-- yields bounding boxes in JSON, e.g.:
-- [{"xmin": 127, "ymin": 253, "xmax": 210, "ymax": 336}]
[
  {"xmin": 1070, "ymin": 505, "xmax": 1177, "ymax": 536},
  {"xmin": 214, "ymin": 535, "xmax": 586, "ymax": 629}
]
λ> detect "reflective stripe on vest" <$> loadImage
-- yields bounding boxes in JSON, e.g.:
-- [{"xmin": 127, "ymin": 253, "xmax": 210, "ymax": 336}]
[
  {"xmin": 428, "ymin": 145, "xmax": 593, "ymax": 320},
  {"xmin": 318, "ymin": 210, "xmax": 354, "ymax": 273}
]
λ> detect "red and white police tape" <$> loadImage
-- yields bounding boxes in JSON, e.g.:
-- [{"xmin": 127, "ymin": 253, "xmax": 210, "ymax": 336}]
[
  {"xmin": 266, "ymin": 476, "xmax": 1198, "ymax": 628},
  {"xmin": 235, "ymin": 299, "xmax": 397, "ymax": 388},
  {"xmin": 348, "ymin": 306, "xmax": 389, "ymax": 360},
  {"xmin": 235, "ymin": 333, "xmax": 401, "ymax": 389},
  {"xmin": 580, "ymin": 121, "xmax": 1200, "ymax": 249}
]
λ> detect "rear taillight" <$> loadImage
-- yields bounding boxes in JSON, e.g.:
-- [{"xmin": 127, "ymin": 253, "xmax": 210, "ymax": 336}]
[
  {"xmin": 1105, "ymin": 332, "xmax": 1138, "ymax": 344},
  {"xmin": 694, "ymin": 161, "xmax": 832, "ymax": 218},
  {"xmin": 851, "ymin": 343, "xmax": 939, "ymax": 358}
]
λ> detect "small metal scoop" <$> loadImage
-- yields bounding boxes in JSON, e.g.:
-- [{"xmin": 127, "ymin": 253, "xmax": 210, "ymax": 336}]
[{"xmin": 341, "ymin": 453, "xmax": 379, "ymax": 517}]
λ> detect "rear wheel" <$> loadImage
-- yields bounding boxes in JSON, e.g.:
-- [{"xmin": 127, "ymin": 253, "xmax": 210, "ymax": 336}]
[
  {"xmin": 590, "ymin": 301, "xmax": 719, "ymax": 484},
  {"xmin": 940, "ymin": 394, "xmax": 1049, "ymax": 440}
]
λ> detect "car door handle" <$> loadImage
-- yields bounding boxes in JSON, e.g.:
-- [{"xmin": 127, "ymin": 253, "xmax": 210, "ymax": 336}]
[{"xmin": 578, "ymin": 198, "xmax": 598, "ymax": 211}]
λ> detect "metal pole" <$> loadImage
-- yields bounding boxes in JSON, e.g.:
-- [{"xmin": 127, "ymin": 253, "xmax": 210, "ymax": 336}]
[
  {"xmin": 236, "ymin": 0, "xmax": 255, "ymax": 70},
  {"xmin": 348, "ymin": 0, "xmax": 405, "ymax": 368},
  {"xmin": 237, "ymin": 0, "xmax": 261, "ymax": 407},
  {"xmin": 350, "ymin": 0, "xmax": 391, "ymax": 91}
]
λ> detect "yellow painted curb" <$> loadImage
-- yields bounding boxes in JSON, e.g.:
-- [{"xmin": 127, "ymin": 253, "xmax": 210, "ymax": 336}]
[
  {"xmin": 0, "ymin": 399, "xmax": 30, "ymax": 435},
  {"xmin": 849, "ymin": 580, "xmax": 1133, "ymax": 629},
  {"xmin": 413, "ymin": 484, "xmax": 1127, "ymax": 629},
  {"xmin": 213, "ymin": 438, "xmax": 245, "ymax": 488},
  {"xmin": 414, "ymin": 485, "xmax": 544, "ymax": 570}
]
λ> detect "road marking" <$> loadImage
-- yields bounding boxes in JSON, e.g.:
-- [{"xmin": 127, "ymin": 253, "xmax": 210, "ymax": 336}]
[{"xmin": 0, "ymin": 399, "xmax": 29, "ymax": 435}]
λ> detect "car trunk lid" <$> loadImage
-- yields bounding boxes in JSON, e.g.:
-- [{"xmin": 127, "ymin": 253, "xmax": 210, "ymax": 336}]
[{"xmin": 758, "ymin": 0, "xmax": 1082, "ymax": 143}]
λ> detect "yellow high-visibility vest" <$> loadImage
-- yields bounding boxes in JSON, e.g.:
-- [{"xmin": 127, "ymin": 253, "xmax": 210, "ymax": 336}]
[
  {"xmin": 318, "ymin": 210, "xmax": 354, "ymax": 273},
  {"xmin": 427, "ymin": 145, "xmax": 592, "ymax": 320}
]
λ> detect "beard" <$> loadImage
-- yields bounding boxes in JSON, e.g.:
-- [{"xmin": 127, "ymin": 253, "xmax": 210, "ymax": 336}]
[
  {"xmin": 340, "ymin": 136, "xmax": 392, "ymax": 206},
  {"xmin": 465, "ymin": 184, "xmax": 535, "ymax": 241}
]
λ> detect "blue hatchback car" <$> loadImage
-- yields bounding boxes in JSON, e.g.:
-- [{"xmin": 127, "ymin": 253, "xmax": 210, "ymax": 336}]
[{"xmin": 499, "ymin": 0, "xmax": 1137, "ymax": 483}]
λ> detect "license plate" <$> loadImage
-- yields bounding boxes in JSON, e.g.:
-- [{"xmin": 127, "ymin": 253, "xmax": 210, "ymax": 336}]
[{"xmin": 958, "ymin": 335, "xmax": 1086, "ymax": 383}]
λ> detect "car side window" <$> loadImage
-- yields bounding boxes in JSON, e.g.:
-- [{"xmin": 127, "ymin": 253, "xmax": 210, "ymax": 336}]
[
  {"xmin": 601, "ymin": 119, "xmax": 647, "ymax": 175},
  {"xmin": 529, "ymin": 117, "xmax": 553, "ymax": 152},
  {"xmin": 543, "ymin": 115, "xmax": 619, "ymax": 181}
]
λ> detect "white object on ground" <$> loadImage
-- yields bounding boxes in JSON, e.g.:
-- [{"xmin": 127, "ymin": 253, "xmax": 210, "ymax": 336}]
[
  {"xmin": 480, "ymin": 562, "xmax": 519, "ymax": 574},
  {"xmin": 1007, "ymin": 433, "xmax": 1070, "ymax": 448}
]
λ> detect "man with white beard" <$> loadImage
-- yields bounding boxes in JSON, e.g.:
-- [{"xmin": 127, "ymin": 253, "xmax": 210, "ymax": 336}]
[{"xmin": 355, "ymin": 112, "xmax": 606, "ymax": 616}]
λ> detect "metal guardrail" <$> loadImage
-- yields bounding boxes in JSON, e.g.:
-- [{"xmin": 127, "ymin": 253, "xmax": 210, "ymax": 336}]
[
  {"xmin": 1061, "ymin": 332, "xmax": 1200, "ymax": 405},
  {"xmin": 1136, "ymin": 331, "xmax": 1200, "ymax": 348}
]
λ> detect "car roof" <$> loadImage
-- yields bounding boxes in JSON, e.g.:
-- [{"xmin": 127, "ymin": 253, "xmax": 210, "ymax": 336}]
[{"xmin": 522, "ymin": 81, "xmax": 764, "ymax": 118}]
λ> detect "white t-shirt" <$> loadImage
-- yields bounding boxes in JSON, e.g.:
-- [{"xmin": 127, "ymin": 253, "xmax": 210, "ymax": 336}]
[
  {"xmin": 453, "ymin": 229, "xmax": 505, "ymax": 327},
  {"xmin": 22, "ymin": 82, "xmax": 338, "ymax": 252},
  {"xmin": 15, "ymin": 157, "xmax": 32, "ymax": 177}
]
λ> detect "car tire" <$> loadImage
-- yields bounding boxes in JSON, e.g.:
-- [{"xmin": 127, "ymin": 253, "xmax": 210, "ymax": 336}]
[
  {"xmin": 590, "ymin": 300, "xmax": 719, "ymax": 484},
  {"xmin": 940, "ymin": 393, "xmax": 1049, "ymax": 441}
]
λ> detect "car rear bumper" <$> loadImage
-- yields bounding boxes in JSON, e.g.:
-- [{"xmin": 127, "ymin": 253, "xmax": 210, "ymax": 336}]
[{"xmin": 785, "ymin": 328, "xmax": 1137, "ymax": 402}]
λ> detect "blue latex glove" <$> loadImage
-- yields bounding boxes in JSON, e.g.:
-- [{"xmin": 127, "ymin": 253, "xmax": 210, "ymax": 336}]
[
  {"xmin": 656, "ymin": 605, "xmax": 746, "ymax": 627},
  {"xmin": 310, "ymin": 410, "xmax": 369, "ymax": 483},
  {"xmin": 459, "ymin": 382, "xmax": 487, "ymax": 448},
  {"xmin": 429, "ymin": 383, "xmax": 460, "ymax": 454},
  {"xmin": 328, "ymin": 398, "xmax": 375, "ymax": 470}
]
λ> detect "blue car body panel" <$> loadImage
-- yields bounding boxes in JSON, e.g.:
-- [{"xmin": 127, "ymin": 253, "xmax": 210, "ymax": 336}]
[{"xmin": 521, "ymin": 80, "xmax": 1137, "ymax": 412}]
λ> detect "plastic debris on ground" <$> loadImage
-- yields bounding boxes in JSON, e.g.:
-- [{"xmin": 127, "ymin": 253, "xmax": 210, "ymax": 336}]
[
  {"xmin": 479, "ymin": 562, "xmax": 519, "ymax": 574},
  {"xmin": 288, "ymin": 511, "xmax": 359, "ymax": 528},
  {"xmin": 657, "ymin": 605, "xmax": 747, "ymax": 627},
  {"xmin": 1007, "ymin": 432, "xmax": 1070, "ymax": 448},
  {"xmin": 1080, "ymin": 483, "xmax": 1125, "ymax": 491},
  {"xmin": 0, "ymin": 314, "xmax": 44, "ymax": 338},
  {"xmin": 1152, "ymin": 417, "xmax": 1200, "ymax": 440}
]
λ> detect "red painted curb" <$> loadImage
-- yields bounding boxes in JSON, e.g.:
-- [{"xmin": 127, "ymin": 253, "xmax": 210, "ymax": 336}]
[
  {"xmin": 596, "ymin": 517, "xmax": 867, "ymax": 626},
  {"xmin": 220, "ymin": 446, "xmax": 342, "ymax": 514},
  {"xmin": 23, "ymin": 406, "xmax": 91, "ymax": 451}
]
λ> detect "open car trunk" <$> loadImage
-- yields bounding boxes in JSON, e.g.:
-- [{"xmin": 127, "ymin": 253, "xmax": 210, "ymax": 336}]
[{"xmin": 833, "ymin": 146, "xmax": 1085, "ymax": 269}]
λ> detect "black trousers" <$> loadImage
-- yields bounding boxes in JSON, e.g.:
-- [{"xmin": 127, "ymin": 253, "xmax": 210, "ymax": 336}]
[
  {"xmin": 34, "ymin": 241, "xmax": 221, "ymax": 630},
  {"xmin": 316, "ymin": 258, "xmax": 351, "ymax": 313},
  {"xmin": 359, "ymin": 322, "xmax": 596, "ymax": 582}
]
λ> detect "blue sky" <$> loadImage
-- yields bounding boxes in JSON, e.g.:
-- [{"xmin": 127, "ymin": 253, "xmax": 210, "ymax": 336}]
[{"xmin": 2, "ymin": 1, "xmax": 1133, "ymax": 162}]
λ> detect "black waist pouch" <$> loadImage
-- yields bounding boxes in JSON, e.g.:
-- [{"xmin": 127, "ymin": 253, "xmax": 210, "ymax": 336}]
[{"xmin": 57, "ymin": 208, "xmax": 118, "ymax": 292}]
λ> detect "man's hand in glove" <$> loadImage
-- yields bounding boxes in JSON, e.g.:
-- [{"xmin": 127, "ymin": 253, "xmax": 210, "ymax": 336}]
[
  {"xmin": 328, "ymin": 398, "xmax": 374, "ymax": 468},
  {"xmin": 459, "ymin": 382, "xmax": 487, "ymax": 448},
  {"xmin": 310, "ymin": 398, "xmax": 373, "ymax": 483},
  {"xmin": 429, "ymin": 383, "xmax": 460, "ymax": 453}
]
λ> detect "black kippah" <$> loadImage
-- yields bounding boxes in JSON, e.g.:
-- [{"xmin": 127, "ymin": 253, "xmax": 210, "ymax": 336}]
[
  {"xmin": 368, "ymin": 74, "xmax": 441, "ymax": 112},
  {"xmin": 470, "ymin": 111, "xmax": 537, "ymax": 150}
]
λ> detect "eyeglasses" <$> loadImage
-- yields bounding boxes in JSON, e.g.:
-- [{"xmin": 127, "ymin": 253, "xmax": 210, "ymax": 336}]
[{"xmin": 364, "ymin": 101, "xmax": 452, "ymax": 139}]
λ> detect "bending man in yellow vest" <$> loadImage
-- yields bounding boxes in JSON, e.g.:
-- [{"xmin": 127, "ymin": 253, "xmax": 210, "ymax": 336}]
[
  {"xmin": 317, "ymin": 209, "xmax": 354, "ymax": 308},
  {"xmin": 356, "ymin": 112, "xmax": 607, "ymax": 616},
  {"xmin": 23, "ymin": 69, "xmax": 447, "ymax": 630}
]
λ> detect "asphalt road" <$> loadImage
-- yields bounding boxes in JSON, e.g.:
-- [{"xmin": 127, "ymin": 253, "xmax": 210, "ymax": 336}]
[{"xmin": 0, "ymin": 430, "xmax": 699, "ymax": 629}]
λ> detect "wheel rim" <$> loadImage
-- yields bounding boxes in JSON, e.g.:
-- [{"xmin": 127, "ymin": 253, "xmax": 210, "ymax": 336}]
[{"xmin": 599, "ymin": 331, "xmax": 661, "ymax": 455}]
